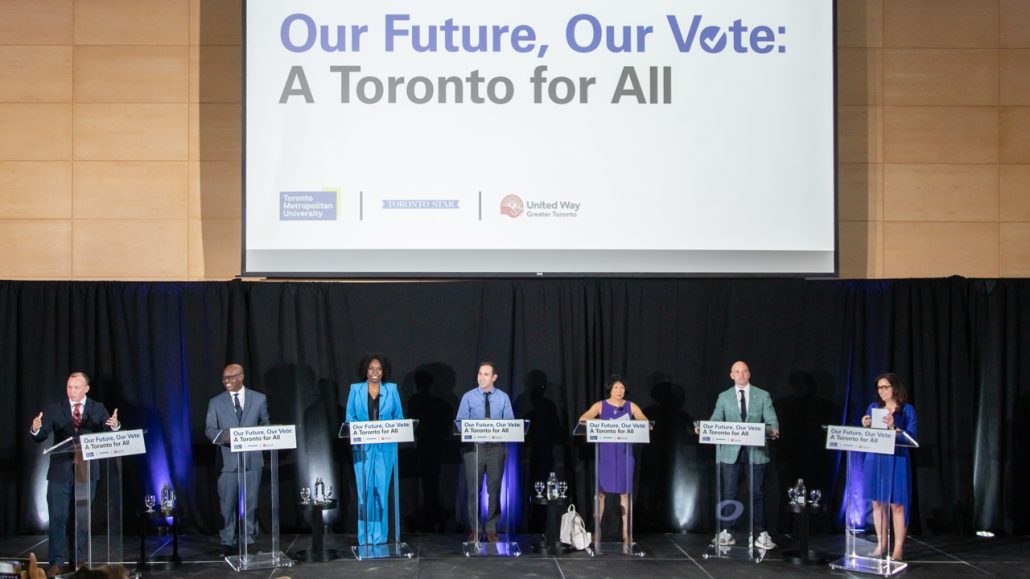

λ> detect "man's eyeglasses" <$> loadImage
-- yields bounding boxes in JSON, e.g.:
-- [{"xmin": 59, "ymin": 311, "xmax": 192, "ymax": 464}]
[{"xmin": 222, "ymin": 373, "xmax": 243, "ymax": 382}]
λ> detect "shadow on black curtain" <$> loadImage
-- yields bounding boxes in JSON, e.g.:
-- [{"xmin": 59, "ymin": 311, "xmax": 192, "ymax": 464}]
[
  {"xmin": 639, "ymin": 373, "xmax": 698, "ymax": 533},
  {"xmin": 403, "ymin": 363, "xmax": 460, "ymax": 532},
  {"xmin": 514, "ymin": 369, "xmax": 564, "ymax": 532},
  {"xmin": 774, "ymin": 370, "xmax": 839, "ymax": 535}
]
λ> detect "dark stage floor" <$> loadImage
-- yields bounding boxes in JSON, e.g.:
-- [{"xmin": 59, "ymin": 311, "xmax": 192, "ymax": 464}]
[{"xmin": 2, "ymin": 531, "xmax": 1028, "ymax": 578}]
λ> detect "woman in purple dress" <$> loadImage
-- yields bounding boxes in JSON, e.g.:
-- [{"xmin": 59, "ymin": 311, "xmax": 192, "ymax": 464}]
[
  {"xmin": 578, "ymin": 374, "xmax": 649, "ymax": 547},
  {"xmin": 860, "ymin": 373, "xmax": 917, "ymax": 561}
]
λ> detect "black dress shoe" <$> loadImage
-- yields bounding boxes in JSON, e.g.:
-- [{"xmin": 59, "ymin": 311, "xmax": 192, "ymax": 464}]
[{"xmin": 219, "ymin": 544, "xmax": 236, "ymax": 557}]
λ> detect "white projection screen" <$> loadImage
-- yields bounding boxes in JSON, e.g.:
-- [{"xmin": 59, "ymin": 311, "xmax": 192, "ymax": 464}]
[{"xmin": 243, "ymin": 0, "xmax": 837, "ymax": 277}]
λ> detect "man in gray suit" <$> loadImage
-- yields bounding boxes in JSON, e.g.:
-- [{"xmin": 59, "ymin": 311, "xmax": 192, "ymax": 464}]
[
  {"xmin": 205, "ymin": 363, "xmax": 270, "ymax": 557},
  {"xmin": 708, "ymin": 361, "xmax": 779, "ymax": 550}
]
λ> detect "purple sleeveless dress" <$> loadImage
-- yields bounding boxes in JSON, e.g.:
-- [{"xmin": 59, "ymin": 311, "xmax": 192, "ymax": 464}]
[{"xmin": 598, "ymin": 400, "xmax": 634, "ymax": 494}]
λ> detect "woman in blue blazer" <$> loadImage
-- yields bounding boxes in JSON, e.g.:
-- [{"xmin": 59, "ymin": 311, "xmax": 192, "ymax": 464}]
[{"xmin": 346, "ymin": 354, "xmax": 404, "ymax": 545}]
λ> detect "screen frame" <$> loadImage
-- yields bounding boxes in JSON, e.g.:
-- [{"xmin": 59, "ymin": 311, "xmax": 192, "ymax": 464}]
[{"xmin": 239, "ymin": 1, "xmax": 839, "ymax": 279}]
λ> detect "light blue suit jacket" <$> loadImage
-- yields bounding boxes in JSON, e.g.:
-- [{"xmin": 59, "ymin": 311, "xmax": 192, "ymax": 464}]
[
  {"xmin": 346, "ymin": 382, "xmax": 403, "ymax": 424},
  {"xmin": 709, "ymin": 385, "xmax": 778, "ymax": 464}
]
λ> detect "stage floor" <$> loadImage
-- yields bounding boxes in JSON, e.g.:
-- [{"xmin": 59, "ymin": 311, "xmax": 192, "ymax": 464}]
[{"xmin": 1, "ymin": 532, "xmax": 1027, "ymax": 578}]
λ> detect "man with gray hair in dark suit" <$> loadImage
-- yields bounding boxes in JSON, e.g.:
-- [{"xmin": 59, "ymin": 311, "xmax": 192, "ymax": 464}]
[{"xmin": 205, "ymin": 363, "xmax": 270, "ymax": 557}]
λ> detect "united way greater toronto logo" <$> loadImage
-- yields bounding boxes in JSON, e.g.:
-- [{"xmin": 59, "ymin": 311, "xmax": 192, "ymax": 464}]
[{"xmin": 501, "ymin": 194, "xmax": 524, "ymax": 218}]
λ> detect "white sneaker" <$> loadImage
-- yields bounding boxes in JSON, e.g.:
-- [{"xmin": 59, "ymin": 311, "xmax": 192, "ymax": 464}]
[
  {"xmin": 754, "ymin": 531, "xmax": 776, "ymax": 550},
  {"xmin": 711, "ymin": 529, "xmax": 734, "ymax": 546}
]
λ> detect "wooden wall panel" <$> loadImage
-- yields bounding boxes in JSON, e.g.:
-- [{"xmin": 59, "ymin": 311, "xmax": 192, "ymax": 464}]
[
  {"xmin": 190, "ymin": 0, "xmax": 242, "ymax": 46},
  {"xmin": 189, "ymin": 103, "xmax": 240, "ymax": 161},
  {"xmin": 838, "ymin": 48, "xmax": 883, "ymax": 106},
  {"xmin": 0, "ymin": 219, "xmax": 71, "ymax": 277},
  {"xmin": 884, "ymin": 0, "xmax": 998, "ymax": 48},
  {"xmin": 884, "ymin": 49, "xmax": 997, "ymax": 106},
  {"xmin": 839, "ymin": 163, "xmax": 883, "ymax": 221},
  {"xmin": 74, "ymin": 103, "xmax": 188, "ymax": 161},
  {"xmin": 884, "ymin": 222, "xmax": 999, "ymax": 278},
  {"xmin": 73, "ymin": 219, "xmax": 187, "ymax": 278},
  {"xmin": 837, "ymin": 0, "xmax": 883, "ymax": 48},
  {"xmin": 74, "ymin": 0, "xmax": 187, "ymax": 45},
  {"xmin": 839, "ymin": 220, "xmax": 883, "ymax": 278},
  {"xmin": 1001, "ymin": 0, "xmax": 1030, "ymax": 48},
  {"xmin": 883, "ymin": 106, "xmax": 998, "ymax": 164},
  {"xmin": 0, "ymin": 46, "xmax": 72, "ymax": 102},
  {"xmin": 1001, "ymin": 223, "xmax": 1030, "ymax": 276},
  {"xmin": 1000, "ymin": 107, "xmax": 1030, "ymax": 163},
  {"xmin": 189, "ymin": 45, "xmax": 240, "ymax": 103},
  {"xmin": 1000, "ymin": 165, "xmax": 1030, "ymax": 221},
  {"xmin": 884, "ymin": 164, "xmax": 998, "ymax": 221},
  {"xmin": 0, "ymin": 1, "xmax": 1026, "ymax": 279},
  {"xmin": 74, "ymin": 46, "xmax": 188, "ymax": 103},
  {"xmin": 0, "ymin": 0, "xmax": 72, "ymax": 45},
  {"xmin": 0, "ymin": 161, "xmax": 71, "ymax": 218},
  {"xmin": 1000, "ymin": 50, "xmax": 1030, "ymax": 105},
  {"xmin": 74, "ymin": 161, "xmax": 187, "ymax": 219},
  {"xmin": 839, "ymin": 106, "xmax": 883, "ymax": 163},
  {"xmin": 189, "ymin": 161, "xmax": 239, "ymax": 220},
  {"xmin": 188, "ymin": 218, "xmax": 239, "ymax": 279},
  {"xmin": 0, "ymin": 104, "xmax": 71, "ymax": 160}
]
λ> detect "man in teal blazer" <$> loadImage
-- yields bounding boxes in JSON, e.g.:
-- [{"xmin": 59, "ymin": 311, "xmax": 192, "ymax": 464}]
[{"xmin": 708, "ymin": 361, "xmax": 779, "ymax": 549}]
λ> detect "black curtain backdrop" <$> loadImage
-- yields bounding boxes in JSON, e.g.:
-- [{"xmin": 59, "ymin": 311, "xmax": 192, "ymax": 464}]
[{"xmin": 2, "ymin": 278, "xmax": 1027, "ymax": 538}]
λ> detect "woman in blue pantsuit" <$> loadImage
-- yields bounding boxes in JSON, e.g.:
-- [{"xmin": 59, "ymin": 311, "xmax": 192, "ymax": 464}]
[{"xmin": 346, "ymin": 354, "xmax": 404, "ymax": 545}]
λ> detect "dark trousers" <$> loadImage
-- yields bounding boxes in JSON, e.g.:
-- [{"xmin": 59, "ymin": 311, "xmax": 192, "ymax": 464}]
[
  {"xmin": 719, "ymin": 449, "xmax": 768, "ymax": 533},
  {"xmin": 217, "ymin": 466, "xmax": 262, "ymax": 547},
  {"xmin": 463, "ymin": 443, "xmax": 506, "ymax": 535},
  {"xmin": 46, "ymin": 479, "xmax": 97, "ymax": 566}
]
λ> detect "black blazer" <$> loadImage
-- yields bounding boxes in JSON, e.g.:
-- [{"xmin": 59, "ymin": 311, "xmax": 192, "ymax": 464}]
[{"xmin": 31, "ymin": 398, "xmax": 113, "ymax": 482}]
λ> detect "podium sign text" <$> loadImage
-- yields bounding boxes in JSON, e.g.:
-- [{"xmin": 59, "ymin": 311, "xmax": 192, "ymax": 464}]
[
  {"xmin": 825, "ymin": 425, "xmax": 896, "ymax": 455},
  {"xmin": 230, "ymin": 425, "xmax": 297, "ymax": 452},
  {"xmin": 698, "ymin": 421, "xmax": 767, "ymax": 447},
  {"xmin": 80, "ymin": 429, "xmax": 147, "ymax": 460},
  {"xmin": 586, "ymin": 419, "xmax": 650, "ymax": 443},
  {"xmin": 349, "ymin": 419, "xmax": 415, "ymax": 445},
  {"xmin": 461, "ymin": 419, "xmax": 525, "ymax": 443}
]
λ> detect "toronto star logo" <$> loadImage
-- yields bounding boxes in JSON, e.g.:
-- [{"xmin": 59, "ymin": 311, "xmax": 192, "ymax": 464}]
[{"xmin": 500, "ymin": 194, "xmax": 524, "ymax": 218}]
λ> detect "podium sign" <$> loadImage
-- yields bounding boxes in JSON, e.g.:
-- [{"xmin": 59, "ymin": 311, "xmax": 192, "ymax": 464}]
[
  {"xmin": 461, "ymin": 419, "xmax": 525, "ymax": 443},
  {"xmin": 585, "ymin": 419, "xmax": 650, "ymax": 443},
  {"xmin": 230, "ymin": 425, "xmax": 297, "ymax": 452},
  {"xmin": 349, "ymin": 419, "xmax": 415, "ymax": 445},
  {"xmin": 825, "ymin": 425, "xmax": 895, "ymax": 455},
  {"xmin": 80, "ymin": 429, "xmax": 147, "ymax": 460},
  {"xmin": 698, "ymin": 420, "xmax": 766, "ymax": 447}
]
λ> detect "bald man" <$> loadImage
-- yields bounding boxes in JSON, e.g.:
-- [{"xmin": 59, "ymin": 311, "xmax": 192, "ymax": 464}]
[
  {"xmin": 709, "ymin": 361, "xmax": 779, "ymax": 550},
  {"xmin": 204, "ymin": 364, "xmax": 270, "ymax": 557}
]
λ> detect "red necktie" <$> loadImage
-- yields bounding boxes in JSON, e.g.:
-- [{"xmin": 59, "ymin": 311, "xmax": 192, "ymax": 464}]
[{"xmin": 73, "ymin": 403, "xmax": 82, "ymax": 431}]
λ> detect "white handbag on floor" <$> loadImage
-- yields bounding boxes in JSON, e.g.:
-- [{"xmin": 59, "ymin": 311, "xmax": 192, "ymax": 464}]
[{"xmin": 560, "ymin": 504, "xmax": 592, "ymax": 550}]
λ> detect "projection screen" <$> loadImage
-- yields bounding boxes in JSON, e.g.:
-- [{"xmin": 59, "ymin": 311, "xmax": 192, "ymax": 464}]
[{"xmin": 243, "ymin": 0, "xmax": 837, "ymax": 277}]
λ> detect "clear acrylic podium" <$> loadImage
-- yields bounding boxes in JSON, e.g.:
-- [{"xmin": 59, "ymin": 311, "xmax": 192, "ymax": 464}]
[
  {"xmin": 572, "ymin": 420, "xmax": 653, "ymax": 557},
  {"xmin": 696, "ymin": 421, "xmax": 774, "ymax": 564},
  {"xmin": 827, "ymin": 425, "xmax": 919, "ymax": 577},
  {"xmin": 455, "ymin": 419, "xmax": 529, "ymax": 557},
  {"xmin": 43, "ymin": 439, "xmax": 124, "ymax": 568},
  {"xmin": 338, "ymin": 420, "xmax": 417, "ymax": 560},
  {"xmin": 212, "ymin": 429, "xmax": 294, "ymax": 572}
]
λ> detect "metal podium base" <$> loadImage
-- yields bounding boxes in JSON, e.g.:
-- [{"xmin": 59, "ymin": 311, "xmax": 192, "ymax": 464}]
[
  {"xmin": 702, "ymin": 543, "xmax": 766, "ymax": 564},
  {"xmin": 829, "ymin": 555, "xmax": 908, "ymax": 576},
  {"xmin": 589, "ymin": 541, "xmax": 645, "ymax": 557},
  {"xmin": 462, "ymin": 538, "xmax": 521, "ymax": 557},
  {"xmin": 225, "ymin": 551, "xmax": 294, "ymax": 572},
  {"xmin": 352, "ymin": 541, "xmax": 414, "ymax": 560}
]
